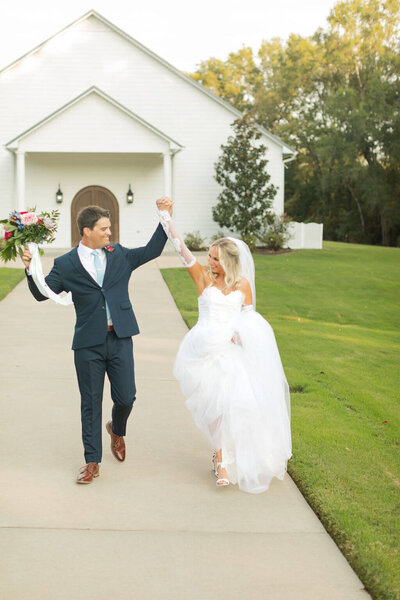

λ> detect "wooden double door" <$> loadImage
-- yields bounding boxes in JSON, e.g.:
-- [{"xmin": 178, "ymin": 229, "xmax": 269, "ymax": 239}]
[{"xmin": 71, "ymin": 185, "xmax": 119, "ymax": 247}]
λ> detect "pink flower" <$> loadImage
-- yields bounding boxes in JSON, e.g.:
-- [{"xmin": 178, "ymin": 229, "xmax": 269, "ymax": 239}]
[
  {"xmin": 21, "ymin": 212, "xmax": 38, "ymax": 226},
  {"xmin": 105, "ymin": 246, "xmax": 114, "ymax": 253}
]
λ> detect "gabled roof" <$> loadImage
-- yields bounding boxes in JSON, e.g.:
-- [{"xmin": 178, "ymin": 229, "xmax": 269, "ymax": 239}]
[
  {"xmin": 5, "ymin": 86, "xmax": 183, "ymax": 151},
  {"xmin": 1, "ymin": 9, "xmax": 295, "ymax": 155}
]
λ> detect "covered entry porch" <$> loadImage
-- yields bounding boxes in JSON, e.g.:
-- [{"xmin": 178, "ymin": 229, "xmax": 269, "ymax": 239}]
[{"xmin": 6, "ymin": 87, "xmax": 182, "ymax": 247}]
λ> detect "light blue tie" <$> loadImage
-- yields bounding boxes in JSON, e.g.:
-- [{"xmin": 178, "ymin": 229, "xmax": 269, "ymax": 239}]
[{"xmin": 91, "ymin": 250, "xmax": 111, "ymax": 321}]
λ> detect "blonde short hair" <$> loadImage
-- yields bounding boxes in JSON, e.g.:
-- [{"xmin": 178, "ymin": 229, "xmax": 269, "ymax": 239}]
[{"xmin": 210, "ymin": 238, "xmax": 241, "ymax": 289}]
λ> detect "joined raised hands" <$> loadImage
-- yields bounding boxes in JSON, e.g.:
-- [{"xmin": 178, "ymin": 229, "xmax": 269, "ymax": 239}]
[{"xmin": 156, "ymin": 196, "xmax": 173, "ymax": 216}]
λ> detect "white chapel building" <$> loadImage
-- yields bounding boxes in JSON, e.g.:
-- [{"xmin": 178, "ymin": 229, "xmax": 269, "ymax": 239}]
[{"xmin": 0, "ymin": 10, "xmax": 302, "ymax": 249}]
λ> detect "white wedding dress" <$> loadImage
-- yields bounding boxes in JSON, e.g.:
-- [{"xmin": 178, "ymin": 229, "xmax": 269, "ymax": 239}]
[
  {"xmin": 174, "ymin": 285, "xmax": 292, "ymax": 494},
  {"xmin": 157, "ymin": 207, "xmax": 292, "ymax": 494}
]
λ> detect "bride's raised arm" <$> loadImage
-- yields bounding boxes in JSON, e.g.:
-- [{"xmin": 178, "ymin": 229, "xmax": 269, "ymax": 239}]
[{"xmin": 156, "ymin": 197, "xmax": 209, "ymax": 295}]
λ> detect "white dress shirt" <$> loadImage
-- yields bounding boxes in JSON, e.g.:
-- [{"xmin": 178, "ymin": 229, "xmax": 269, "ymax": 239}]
[
  {"xmin": 78, "ymin": 242, "xmax": 113, "ymax": 326},
  {"xmin": 77, "ymin": 242, "xmax": 107, "ymax": 281}
]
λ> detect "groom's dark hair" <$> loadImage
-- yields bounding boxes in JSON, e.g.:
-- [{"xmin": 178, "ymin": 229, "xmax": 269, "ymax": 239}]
[{"xmin": 77, "ymin": 205, "xmax": 110, "ymax": 236}]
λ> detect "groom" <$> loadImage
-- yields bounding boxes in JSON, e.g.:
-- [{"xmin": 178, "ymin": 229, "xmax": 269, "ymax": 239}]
[{"xmin": 22, "ymin": 198, "xmax": 171, "ymax": 484}]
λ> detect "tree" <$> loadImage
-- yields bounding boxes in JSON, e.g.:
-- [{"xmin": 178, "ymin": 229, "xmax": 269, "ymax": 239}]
[
  {"xmin": 189, "ymin": 0, "xmax": 400, "ymax": 246},
  {"xmin": 213, "ymin": 115, "xmax": 277, "ymax": 245},
  {"xmin": 318, "ymin": 0, "xmax": 400, "ymax": 245},
  {"xmin": 190, "ymin": 47, "xmax": 262, "ymax": 114}
]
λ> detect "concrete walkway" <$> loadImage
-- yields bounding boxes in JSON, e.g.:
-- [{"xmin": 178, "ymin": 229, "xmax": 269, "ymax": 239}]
[{"xmin": 0, "ymin": 251, "xmax": 370, "ymax": 600}]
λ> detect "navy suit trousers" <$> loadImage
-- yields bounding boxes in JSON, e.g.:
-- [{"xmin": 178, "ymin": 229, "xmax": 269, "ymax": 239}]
[{"xmin": 74, "ymin": 331, "xmax": 135, "ymax": 463}]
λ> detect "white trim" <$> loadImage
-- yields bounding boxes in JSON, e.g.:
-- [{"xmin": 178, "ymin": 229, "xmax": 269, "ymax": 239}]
[
  {"xmin": 0, "ymin": 10, "xmax": 295, "ymax": 156},
  {"xmin": 283, "ymin": 153, "xmax": 297, "ymax": 166},
  {"xmin": 163, "ymin": 152, "xmax": 172, "ymax": 197},
  {"xmin": 5, "ymin": 86, "xmax": 184, "ymax": 151},
  {"xmin": 0, "ymin": 11, "xmax": 94, "ymax": 76},
  {"xmin": 16, "ymin": 150, "xmax": 25, "ymax": 211}
]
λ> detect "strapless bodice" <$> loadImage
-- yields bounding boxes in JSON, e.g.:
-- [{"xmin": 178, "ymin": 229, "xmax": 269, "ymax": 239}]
[{"xmin": 197, "ymin": 286, "xmax": 244, "ymax": 326}]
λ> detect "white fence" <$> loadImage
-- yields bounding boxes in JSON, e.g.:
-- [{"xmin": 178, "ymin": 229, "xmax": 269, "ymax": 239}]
[{"xmin": 285, "ymin": 222, "xmax": 323, "ymax": 249}]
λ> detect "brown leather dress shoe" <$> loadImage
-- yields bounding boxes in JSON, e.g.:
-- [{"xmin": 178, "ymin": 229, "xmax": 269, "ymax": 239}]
[
  {"xmin": 76, "ymin": 462, "xmax": 100, "ymax": 484},
  {"xmin": 106, "ymin": 421, "xmax": 126, "ymax": 462}
]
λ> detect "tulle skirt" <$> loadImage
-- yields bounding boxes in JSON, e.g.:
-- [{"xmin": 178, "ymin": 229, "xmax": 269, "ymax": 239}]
[{"xmin": 173, "ymin": 310, "xmax": 292, "ymax": 494}]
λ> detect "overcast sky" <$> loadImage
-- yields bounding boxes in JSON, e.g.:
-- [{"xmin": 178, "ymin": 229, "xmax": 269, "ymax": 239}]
[{"xmin": 0, "ymin": 0, "xmax": 338, "ymax": 73}]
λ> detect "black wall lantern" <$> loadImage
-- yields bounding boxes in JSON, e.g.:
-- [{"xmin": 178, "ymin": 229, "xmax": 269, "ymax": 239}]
[
  {"xmin": 126, "ymin": 184, "xmax": 134, "ymax": 204},
  {"xmin": 55, "ymin": 184, "xmax": 63, "ymax": 204}
]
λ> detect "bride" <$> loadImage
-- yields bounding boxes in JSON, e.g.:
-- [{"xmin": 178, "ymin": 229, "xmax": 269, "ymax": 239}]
[{"xmin": 158, "ymin": 198, "xmax": 292, "ymax": 494}]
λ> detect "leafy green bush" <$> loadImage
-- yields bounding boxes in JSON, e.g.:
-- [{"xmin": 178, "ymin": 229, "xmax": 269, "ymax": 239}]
[
  {"xmin": 184, "ymin": 231, "xmax": 207, "ymax": 251},
  {"xmin": 240, "ymin": 232, "xmax": 258, "ymax": 251},
  {"xmin": 258, "ymin": 213, "xmax": 292, "ymax": 250},
  {"xmin": 209, "ymin": 231, "xmax": 226, "ymax": 243}
]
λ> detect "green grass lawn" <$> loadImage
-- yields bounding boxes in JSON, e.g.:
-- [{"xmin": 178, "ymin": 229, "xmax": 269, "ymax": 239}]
[
  {"xmin": 161, "ymin": 241, "xmax": 400, "ymax": 600},
  {"xmin": 0, "ymin": 267, "xmax": 25, "ymax": 300}
]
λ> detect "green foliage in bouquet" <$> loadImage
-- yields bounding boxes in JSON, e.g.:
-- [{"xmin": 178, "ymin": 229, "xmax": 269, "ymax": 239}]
[{"xmin": 0, "ymin": 208, "xmax": 60, "ymax": 263}]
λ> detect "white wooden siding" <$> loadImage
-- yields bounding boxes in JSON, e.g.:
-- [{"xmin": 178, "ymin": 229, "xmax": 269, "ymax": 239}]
[{"xmin": 0, "ymin": 13, "xmax": 288, "ymax": 247}]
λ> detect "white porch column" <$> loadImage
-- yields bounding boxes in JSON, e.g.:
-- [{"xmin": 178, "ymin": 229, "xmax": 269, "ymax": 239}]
[
  {"xmin": 163, "ymin": 151, "xmax": 172, "ymax": 198},
  {"xmin": 16, "ymin": 150, "xmax": 26, "ymax": 211}
]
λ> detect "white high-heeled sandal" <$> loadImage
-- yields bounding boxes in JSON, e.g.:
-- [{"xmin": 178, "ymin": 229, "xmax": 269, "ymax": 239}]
[{"xmin": 216, "ymin": 462, "xmax": 229, "ymax": 487}]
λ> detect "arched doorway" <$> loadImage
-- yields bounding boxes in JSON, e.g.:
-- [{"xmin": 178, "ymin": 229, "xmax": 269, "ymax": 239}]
[{"xmin": 71, "ymin": 185, "xmax": 119, "ymax": 246}]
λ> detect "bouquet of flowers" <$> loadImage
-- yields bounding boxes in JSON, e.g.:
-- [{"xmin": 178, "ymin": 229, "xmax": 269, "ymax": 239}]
[{"xmin": 0, "ymin": 208, "xmax": 60, "ymax": 263}]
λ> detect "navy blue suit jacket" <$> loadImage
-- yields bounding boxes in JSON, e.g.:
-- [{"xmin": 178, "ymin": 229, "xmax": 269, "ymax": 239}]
[{"xmin": 26, "ymin": 224, "xmax": 167, "ymax": 350}]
